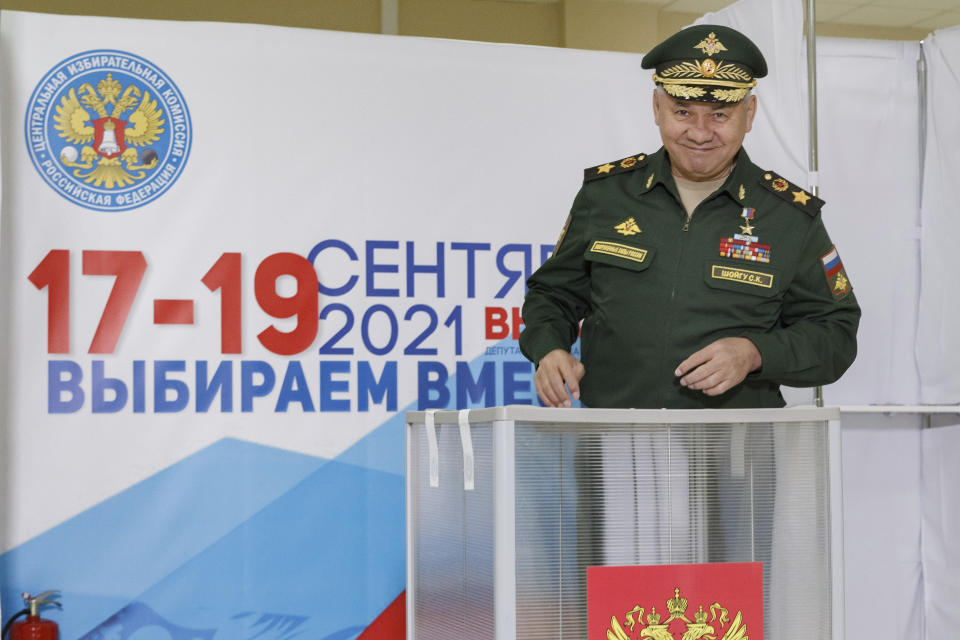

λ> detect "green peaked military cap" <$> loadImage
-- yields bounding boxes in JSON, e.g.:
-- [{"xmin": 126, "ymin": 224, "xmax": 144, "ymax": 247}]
[{"xmin": 641, "ymin": 24, "xmax": 767, "ymax": 103}]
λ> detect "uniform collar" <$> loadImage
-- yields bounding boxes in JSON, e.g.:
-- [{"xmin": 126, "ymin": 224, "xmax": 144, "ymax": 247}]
[{"xmin": 637, "ymin": 146, "xmax": 757, "ymax": 205}]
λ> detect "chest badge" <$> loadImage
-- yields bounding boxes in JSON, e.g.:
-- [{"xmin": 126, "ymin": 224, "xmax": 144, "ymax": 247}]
[
  {"xmin": 719, "ymin": 207, "xmax": 771, "ymax": 263},
  {"xmin": 615, "ymin": 217, "xmax": 642, "ymax": 236}
]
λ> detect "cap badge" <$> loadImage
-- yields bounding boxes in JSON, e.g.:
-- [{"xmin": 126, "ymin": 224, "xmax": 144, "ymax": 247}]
[
  {"xmin": 615, "ymin": 217, "xmax": 642, "ymax": 236},
  {"xmin": 694, "ymin": 32, "xmax": 728, "ymax": 57},
  {"xmin": 701, "ymin": 59, "xmax": 718, "ymax": 77}
]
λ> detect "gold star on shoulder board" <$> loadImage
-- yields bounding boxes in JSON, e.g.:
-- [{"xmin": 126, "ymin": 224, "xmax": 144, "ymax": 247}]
[
  {"xmin": 792, "ymin": 190, "xmax": 811, "ymax": 205},
  {"xmin": 597, "ymin": 163, "xmax": 615, "ymax": 175}
]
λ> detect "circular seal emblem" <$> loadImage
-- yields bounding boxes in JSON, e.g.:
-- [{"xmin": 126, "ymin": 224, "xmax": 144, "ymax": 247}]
[{"xmin": 25, "ymin": 50, "xmax": 192, "ymax": 212}]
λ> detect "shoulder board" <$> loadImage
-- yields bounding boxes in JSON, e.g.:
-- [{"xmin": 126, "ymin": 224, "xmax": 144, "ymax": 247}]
[
  {"xmin": 758, "ymin": 170, "xmax": 824, "ymax": 216},
  {"xmin": 584, "ymin": 153, "xmax": 649, "ymax": 182}
]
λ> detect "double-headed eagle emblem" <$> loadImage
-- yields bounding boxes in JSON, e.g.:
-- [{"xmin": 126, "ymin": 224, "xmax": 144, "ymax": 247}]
[
  {"xmin": 53, "ymin": 73, "xmax": 165, "ymax": 188},
  {"xmin": 606, "ymin": 587, "xmax": 748, "ymax": 640}
]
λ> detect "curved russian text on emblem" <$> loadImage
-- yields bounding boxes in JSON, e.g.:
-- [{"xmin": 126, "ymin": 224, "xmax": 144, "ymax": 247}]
[{"xmin": 25, "ymin": 50, "xmax": 192, "ymax": 212}]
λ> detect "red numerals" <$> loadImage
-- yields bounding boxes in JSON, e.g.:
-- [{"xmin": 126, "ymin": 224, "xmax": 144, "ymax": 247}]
[
  {"xmin": 28, "ymin": 250, "xmax": 71, "ymax": 353},
  {"xmin": 255, "ymin": 253, "xmax": 319, "ymax": 355},
  {"xmin": 202, "ymin": 252, "xmax": 242, "ymax": 354},
  {"xmin": 29, "ymin": 249, "xmax": 147, "ymax": 354},
  {"xmin": 83, "ymin": 251, "xmax": 147, "ymax": 353},
  {"xmin": 31, "ymin": 250, "xmax": 321, "ymax": 356}
]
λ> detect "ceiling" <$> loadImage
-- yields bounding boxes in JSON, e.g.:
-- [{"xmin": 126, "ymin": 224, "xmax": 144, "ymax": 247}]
[{"xmin": 511, "ymin": 0, "xmax": 960, "ymax": 32}]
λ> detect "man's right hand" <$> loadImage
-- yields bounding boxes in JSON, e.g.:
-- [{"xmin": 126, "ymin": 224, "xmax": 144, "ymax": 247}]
[{"xmin": 534, "ymin": 349, "xmax": 586, "ymax": 408}]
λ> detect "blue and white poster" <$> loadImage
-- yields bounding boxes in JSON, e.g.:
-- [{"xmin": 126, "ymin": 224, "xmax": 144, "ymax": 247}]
[{"xmin": 0, "ymin": 9, "xmax": 660, "ymax": 638}]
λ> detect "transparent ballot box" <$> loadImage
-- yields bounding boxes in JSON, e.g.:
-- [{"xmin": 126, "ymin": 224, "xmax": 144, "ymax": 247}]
[{"xmin": 406, "ymin": 406, "xmax": 844, "ymax": 640}]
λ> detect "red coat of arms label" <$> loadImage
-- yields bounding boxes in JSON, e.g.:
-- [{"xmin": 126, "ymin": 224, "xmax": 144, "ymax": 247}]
[{"xmin": 587, "ymin": 562, "xmax": 763, "ymax": 640}]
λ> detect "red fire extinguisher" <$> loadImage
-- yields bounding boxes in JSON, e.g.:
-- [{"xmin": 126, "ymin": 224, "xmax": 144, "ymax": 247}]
[{"xmin": 1, "ymin": 591, "xmax": 61, "ymax": 640}]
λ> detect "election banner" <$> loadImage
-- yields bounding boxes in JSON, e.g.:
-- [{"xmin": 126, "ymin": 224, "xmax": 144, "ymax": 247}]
[{"xmin": 0, "ymin": 9, "xmax": 661, "ymax": 638}]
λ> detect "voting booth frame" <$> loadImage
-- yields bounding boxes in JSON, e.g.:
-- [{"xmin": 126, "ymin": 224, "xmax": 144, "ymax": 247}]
[{"xmin": 406, "ymin": 406, "xmax": 843, "ymax": 640}]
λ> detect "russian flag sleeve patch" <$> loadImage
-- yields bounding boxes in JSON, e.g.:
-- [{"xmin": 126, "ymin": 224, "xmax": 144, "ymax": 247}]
[{"xmin": 821, "ymin": 246, "xmax": 851, "ymax": 300}]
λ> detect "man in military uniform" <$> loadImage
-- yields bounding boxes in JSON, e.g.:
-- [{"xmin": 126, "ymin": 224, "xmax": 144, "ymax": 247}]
[{"xmin": 520, "ymin": 24, "xmax": 860, "ymax": 409}]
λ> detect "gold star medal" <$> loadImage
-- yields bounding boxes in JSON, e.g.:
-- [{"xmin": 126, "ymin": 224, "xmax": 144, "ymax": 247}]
[{"xmin": 719, "ymin": 208, "xmax": 771, "ymax": 263}]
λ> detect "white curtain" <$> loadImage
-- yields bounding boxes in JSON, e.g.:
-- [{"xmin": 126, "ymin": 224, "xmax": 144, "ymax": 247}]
[
  {"xmin": 917, "ymin": 25, "xmax": 960, "ymax": 404},
  {"xmin": 697, "ymin": 0, "xmax": 807, "ymax": 183},
  {"xmin": 695, "ymin": 9, "xmax": 931, "ymax": 639},
  {"xmin": 840, "ymin": 413, "xmax": 924, "ymax": 640},
  {"xmin": 817, "ymin": 38, "xmax": 923, "ymax": 405},
  {"xmin": 922, "ymin": 422, "xmax": 960, "ymax": 638},
  {"xmin": 916, "ymin": 29, "xmax": 960, "ymax": 635}
]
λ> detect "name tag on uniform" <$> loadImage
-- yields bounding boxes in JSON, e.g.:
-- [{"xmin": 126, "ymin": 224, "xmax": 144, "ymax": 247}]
[
  {"xmin": 710, "ymin": 265, "xmax": 774, "ymax": 288},
  {"xmin": 589, "ymin": 241, "xmax": 647, "ymax": 263}
]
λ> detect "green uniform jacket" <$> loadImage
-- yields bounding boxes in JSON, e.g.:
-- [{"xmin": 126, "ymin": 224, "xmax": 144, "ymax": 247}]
[{"xmin": 520, "ymin": 147, "xmax": 861, "ymax": 409}]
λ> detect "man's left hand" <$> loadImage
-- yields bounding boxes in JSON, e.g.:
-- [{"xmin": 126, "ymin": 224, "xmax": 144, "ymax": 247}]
[{"xmin": 675, "ymin": 337, "xmax": 762, "ymax": 396}]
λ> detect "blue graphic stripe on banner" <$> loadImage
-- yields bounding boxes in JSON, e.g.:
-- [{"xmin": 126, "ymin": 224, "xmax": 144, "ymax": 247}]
[
  {"xmin": 81, "ymin": 458, "xmax": 404, "ymax": 639},
  {"xmin": 0, "ymin": 337, "xmax": 561, "ymax": 638},
  {"xmin": 0, "ymin": 439, "xmax": 328, "ymax": 638}
]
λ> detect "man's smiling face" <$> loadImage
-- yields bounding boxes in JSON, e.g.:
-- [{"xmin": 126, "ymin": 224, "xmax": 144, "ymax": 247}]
[{"xmin": 652, "ymin": 88, "xmax": 757, "ymax": 182}]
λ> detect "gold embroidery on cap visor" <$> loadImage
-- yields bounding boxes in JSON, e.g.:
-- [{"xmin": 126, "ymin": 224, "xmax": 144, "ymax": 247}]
[
  {"xmin": 711, "ymin": 87, "xmax": 751, "ymax": 102},
  {"xmin": 660, "ymin": 83, "xmax": 751, "ymax": 103},
  {"xmin": 662, "ymin": 84, "xmax": 707, "ymax": 100},
  {"xmin": 654, "ymin": 60, "xmax": 755, "ymax": 103},
  {"xmin": 654, "ymin": 75, "xmax": 755, "ymax": 103},
  {"xmin": 658, "ymin": 60, "xmax": 752, "ymax": 82}
]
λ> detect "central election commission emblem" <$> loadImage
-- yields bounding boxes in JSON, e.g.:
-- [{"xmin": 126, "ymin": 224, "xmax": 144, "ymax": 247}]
[
  {"xmin": 25, "ymin": 50, "xmax": 192, "ymax": 211},
  {"xmin": 588, "ymin": 562, "xmax": 763, "ymax": 640}
]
